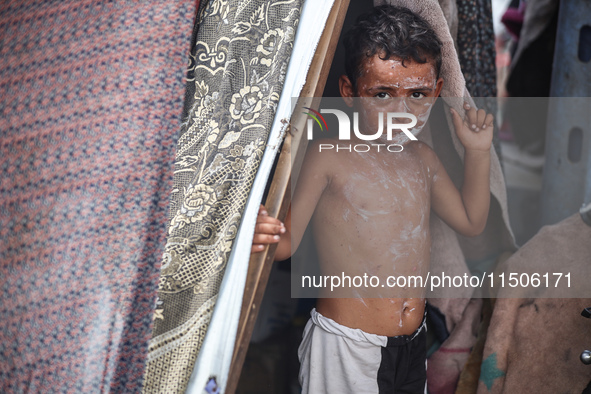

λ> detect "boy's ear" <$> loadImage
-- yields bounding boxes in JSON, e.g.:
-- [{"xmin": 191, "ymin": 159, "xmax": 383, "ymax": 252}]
[
  {"xmin": 434, "ymin": 77, "xmax": 444, "ymax": 98},
  {"xmin": 339, "ymin": 75, "xmax": 355, "ymax": 107}
]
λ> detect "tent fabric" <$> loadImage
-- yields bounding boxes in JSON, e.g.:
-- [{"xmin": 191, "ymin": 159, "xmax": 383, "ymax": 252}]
[
  {"xmin": 477, "ymin": 213, "xmax": 591, "ymax": 393},
  {"xmin": 143, "ymin": 0, "xmax": 304, "ymax": 392},
  {"xmin": 0, "ymin": 1, "xmax": 196, "ymax": 392},
  {"xmin": 185, "ymin": 0, "xmax": 335, "ymax": 392}
]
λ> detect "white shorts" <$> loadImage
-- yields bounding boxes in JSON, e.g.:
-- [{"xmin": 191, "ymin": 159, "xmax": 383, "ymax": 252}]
[{"xmin": 298, "ymin": 308, "xmax": 427, "ymax": 394}]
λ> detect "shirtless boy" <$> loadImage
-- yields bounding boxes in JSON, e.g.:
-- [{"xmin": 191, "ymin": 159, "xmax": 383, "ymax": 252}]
[{"xmin": 251, "ymin": 6, "xmax": 493, "ymax": 393}]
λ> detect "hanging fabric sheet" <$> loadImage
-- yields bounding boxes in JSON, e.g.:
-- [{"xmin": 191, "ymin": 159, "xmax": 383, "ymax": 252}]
[
  {"xmin": 455, "ymin": 0, "xmax": 497, "ymax": 98},
  {"xmin": 185, "ymin": 0, "xmax": 335, "ymax": 392},
  {"xmin": 143, "ymin": 0, "xmax": 307, "ymax": 392},
  {"xmin": 187, "ymin": 0, "xmax": 334, "ymax": 394},
  {"xmin": 0, "ymin": 1, "xmax": 195, "ymax": 392}
]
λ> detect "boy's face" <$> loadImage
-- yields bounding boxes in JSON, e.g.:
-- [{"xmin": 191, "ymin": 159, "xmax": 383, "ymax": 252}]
[{"xmin": 339, "ymin": 53, "xmax": 444, "ymax": 144}]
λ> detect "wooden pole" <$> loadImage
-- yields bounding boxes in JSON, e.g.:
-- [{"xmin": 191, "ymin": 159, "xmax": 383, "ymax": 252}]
[{"xmin": 225, "ymin": 0, "xmax": 350, "ymax": 392}]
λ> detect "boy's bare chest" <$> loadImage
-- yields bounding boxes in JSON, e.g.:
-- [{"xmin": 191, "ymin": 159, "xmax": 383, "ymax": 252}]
[{"xmin": 325, "ymin": 152, "xmax": 431, "ymax": 216}]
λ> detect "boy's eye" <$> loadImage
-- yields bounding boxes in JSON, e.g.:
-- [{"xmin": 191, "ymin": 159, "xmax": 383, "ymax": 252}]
[
  {"xmin": 375, "ymin": 92, "xmax": 391, "ymax": 99},
  {"xmin": 410, "ymin": 92, "xmax": 426, "ymax": 99}
]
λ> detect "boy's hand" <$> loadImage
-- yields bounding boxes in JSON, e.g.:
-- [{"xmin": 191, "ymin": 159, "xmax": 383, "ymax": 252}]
[
  {"xmin": 451, "ymin": 102, "xmax": 494, "ymax": 152},
  {"xmin": 251, "ymin": 205, "xmax": 286, "ymax": 254}
]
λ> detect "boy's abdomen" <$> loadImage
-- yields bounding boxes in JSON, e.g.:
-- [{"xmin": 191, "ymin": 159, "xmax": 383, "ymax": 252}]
[{"xmin": 316, "ymin": 297, "xmax": 426, "ymax": 337}]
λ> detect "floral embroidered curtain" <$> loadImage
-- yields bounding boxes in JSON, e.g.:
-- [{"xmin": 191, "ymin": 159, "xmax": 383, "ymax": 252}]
[{"xmin": 143, "ymin": 0, "xmax": 303, "ymax": 392}]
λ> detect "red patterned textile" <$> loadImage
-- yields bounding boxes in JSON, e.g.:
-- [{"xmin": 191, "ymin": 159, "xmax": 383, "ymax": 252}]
[{"xmin": 0, "ymin": 1, "xmax": 195, "ymax": 391}]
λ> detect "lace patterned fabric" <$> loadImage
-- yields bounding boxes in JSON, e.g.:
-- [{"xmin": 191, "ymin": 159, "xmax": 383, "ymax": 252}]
[{"xmin": 143, "ymin": 0, "xmax": 303, "ymax": 392}]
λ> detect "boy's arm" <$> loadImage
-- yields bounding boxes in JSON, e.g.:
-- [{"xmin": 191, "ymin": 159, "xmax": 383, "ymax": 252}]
[
  {"xmin": 251, "ymin": 139, "xmax": 331, "ymax": 260},
  {"xmin": 429, "ymin": 103, "xmax": 494, "ymax": 237}
]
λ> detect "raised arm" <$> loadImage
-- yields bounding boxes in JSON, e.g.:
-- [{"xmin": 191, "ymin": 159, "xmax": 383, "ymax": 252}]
[
  {"xmin": 429, "ymin": 102, "xmax": 493, "ymax": 237},
  {"xmin": 251, "ymin": 139, "xmax": 331, "ymax": 260}
]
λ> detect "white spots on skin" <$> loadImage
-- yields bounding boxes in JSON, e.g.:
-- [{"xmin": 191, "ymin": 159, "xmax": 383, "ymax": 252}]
[
  {"xmin": 395, "ymin": 98, "xmax": 434, "ymax": 143},
  {"xmin": 388, "ymin": 132, "xmax": 412, "ymax": 146},
  {"xmin": 329, "ymin": 96, "xmax": 434, "ymax": 296},
  {"xmin": 389, "ymin": 242, "xmax": 407, "ymax": 258},
  {"xmin": 343, "ymin": 208, "xmax": 350, "ymax": 222},
  {"xmin": 394, "ymin": 174, "xmax": 416, "ymax": 201},
  {"xmin": 343, "ymin": 172, "xmax": 392, "ymax": 221},
  {"xmin": 399, "ymin": 222, "xmax": 413, "ymax": 241},
  {"xmin": 389, "ymin": 218, "xmax": 427, "ymax": 271},
  {"xmin": 355, "ymin": 207, "xmax": 390, "ymax": 221},
  {"xmin": 410, "ymin": 225, "xmax": 421, "ymax": 240},
  {"xmin": 355, "ymin": 208, "xmax": 369, "ymax": 222},
  {"xmin": 353, "ymin": 290, "xmax": 367, "ymax": 307},
  {"xmin": 372, "ymin": 61, "xmax": 437, "ymax": 143}
]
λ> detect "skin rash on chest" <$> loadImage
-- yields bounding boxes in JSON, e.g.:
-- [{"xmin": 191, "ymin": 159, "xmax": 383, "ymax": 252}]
[{"xmin": 311, "ymin": 145, "xmax": 432, "ymax": 283}]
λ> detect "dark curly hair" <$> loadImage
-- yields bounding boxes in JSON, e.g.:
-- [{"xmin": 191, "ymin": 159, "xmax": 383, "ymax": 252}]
[{"xmin": 343, "ymin": 5, "xmax": 443, "ymax": 88}]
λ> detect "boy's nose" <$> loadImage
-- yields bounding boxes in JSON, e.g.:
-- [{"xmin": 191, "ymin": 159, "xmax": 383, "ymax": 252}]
[
  {"xmin": 389, "ymin": 98, "xmax": 408, "ymax": 113},
  {"xmin": 391, "ymin": 101, "xmax": 413, "ymax": 122}
]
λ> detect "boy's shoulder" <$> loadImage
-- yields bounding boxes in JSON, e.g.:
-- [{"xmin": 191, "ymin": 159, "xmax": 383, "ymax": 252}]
[{"xmin": 407, "ymin": 140, "xmax": 440, "ymax": 168}]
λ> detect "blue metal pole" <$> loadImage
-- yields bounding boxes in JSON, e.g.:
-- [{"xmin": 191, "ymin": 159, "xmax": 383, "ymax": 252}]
[{"xmin": 540, "ymin": 0, "xmax": 591, "ymax": 225}]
